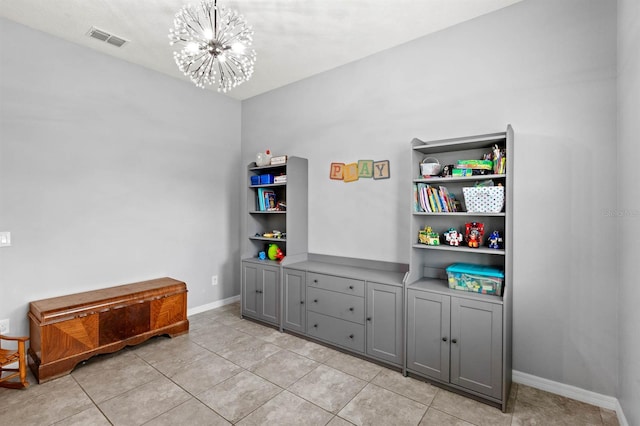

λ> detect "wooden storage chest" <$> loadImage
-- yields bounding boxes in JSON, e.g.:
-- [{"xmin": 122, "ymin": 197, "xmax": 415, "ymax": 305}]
[{"xmin": 28, "ymin": 277, "xmax": 189, "ymax": 383}]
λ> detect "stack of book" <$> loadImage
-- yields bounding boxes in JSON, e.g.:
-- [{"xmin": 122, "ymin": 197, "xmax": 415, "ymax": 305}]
[
  {"xmin": 414, "ymin": 183, "xmax": 459, "ymax": 213},
  {"xmin": 257, "ymin": 188, "xmax": 278, "ymax": 211}
]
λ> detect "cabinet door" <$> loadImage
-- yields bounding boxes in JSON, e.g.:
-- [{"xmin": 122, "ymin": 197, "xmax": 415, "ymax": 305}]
[
  {"xmin": 259, "ymin": 265, "xmax": 280, "ymax": 324},
  {"xmin": 241, "ymin": 261, "xmax": 259, "ymax": 317},
  {"xmin": 407, "ymin": 289, "xmax": 450, "ymax": 382},
  {"xmin": 450, "ymin": 297, "xmax": 502, "ymax": 399},
  {"xmin": 366, "ymin": 282, "xmax": 402, "ymax": 365},
  {"xmin": 283, "ymin": 268, "xmax": 306, "ymax": 332}
]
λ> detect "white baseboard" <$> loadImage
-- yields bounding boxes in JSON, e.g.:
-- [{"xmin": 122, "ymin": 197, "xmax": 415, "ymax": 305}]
[
  {"xmin": 187, "ymin": 294, "xmax": 240, "ymax": 316},
  {"xmin": 512, "ymin": 370, "xmax": 628, "ymax": 426}
]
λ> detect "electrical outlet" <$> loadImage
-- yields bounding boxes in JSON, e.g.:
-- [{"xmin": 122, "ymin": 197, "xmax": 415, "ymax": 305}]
[
  {"xmin": 0, "ymin": 318, "xmax": 10, "ymax": 334},
  {"xmin": 0, "ymin": 232, "xmax": 10, "ymax": 247},
  {"xmin": 211, "ymin": 275, "xmax": 218, "ymax": 286}
]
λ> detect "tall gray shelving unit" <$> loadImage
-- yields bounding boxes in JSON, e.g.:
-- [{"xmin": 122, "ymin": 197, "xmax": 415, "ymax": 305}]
[
  {"xmin": 240, "ymin": 157, "xmax": 308, "ymax": 326},
  {"xmin": 404, "ymin": 126, "xmax": 513, "ymax": 412}
]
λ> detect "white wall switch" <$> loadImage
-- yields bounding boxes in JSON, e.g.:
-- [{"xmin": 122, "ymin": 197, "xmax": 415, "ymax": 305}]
[{"xmin": 0, "ymin": 232, "xmax": 10, "ymax": 247}]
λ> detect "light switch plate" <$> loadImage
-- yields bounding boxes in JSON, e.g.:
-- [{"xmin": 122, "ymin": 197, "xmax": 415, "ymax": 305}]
[{"xmin": 0, "ymin": 232, "xmax": 10, "ymax": 247}]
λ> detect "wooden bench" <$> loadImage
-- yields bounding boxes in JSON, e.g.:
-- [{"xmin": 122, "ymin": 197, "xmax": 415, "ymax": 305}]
[{"xmin": 28, "ymin": 277, "xmax": 189, "ymax": 383}]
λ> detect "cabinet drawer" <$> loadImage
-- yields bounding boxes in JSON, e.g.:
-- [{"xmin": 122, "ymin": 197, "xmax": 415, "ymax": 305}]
[
  {"xmin": 307, "ymin": 311, "xmax": 365, "ymax": 353},
  {"xmin": 306, "ymin": 287, "xmax": 365, "ymax": 324},
  {"xmin": 307, "ymin": 272, "xmax": 364, "ymax": 297}
]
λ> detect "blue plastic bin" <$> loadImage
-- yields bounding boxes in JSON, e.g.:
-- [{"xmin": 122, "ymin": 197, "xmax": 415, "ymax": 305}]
[
  {"xmin": 446, "ymin": 263, "xmax": 504, "ymax": 296},
  {"xmin": 260, "ymin": 174, "xmax": 274, "ymax": 184}
]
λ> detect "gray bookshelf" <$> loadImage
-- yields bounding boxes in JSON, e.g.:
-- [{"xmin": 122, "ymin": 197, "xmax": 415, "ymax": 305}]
[
  {"xmin": 240, "ymin": 156, "xmax": 308, "ymax": 325},
  {"xmin": 405, "ymin": 126, "xmax": 514, "ymax": 412}
]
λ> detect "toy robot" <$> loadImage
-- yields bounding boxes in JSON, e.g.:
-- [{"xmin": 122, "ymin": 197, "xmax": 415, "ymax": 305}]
[
  {"xmin": 444, "ymin": 228, "xmax": 463, "ymax": 246},
  {"xmin": 488, "ymin": 230, "xmax": 503, "ymax": 249},
  {"xmin": 465, "ymin": 222, "xmax": 485, "ymax": 248}
]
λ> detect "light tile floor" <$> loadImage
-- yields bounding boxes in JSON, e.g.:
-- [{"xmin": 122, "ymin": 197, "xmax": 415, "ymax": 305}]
[{"xmin": 0, "ymin": 302, "xmax": 620, "ymax": 426}]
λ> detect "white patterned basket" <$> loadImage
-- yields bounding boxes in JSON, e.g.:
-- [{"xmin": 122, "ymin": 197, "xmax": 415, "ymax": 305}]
[{"xmin": 462, "ymin": 186, "xmax": 505, "ymax": 213}]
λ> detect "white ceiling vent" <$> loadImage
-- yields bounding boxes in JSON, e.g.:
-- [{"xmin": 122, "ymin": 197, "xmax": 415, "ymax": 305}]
[{"xmin": 86, "ymin": 26, "xmax": 129, "ymax": 47}]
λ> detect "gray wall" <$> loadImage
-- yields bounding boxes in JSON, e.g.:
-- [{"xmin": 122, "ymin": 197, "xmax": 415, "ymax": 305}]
[
  {"xmin": 0, "ymin": 18, "xmax": 242, "ymax": 337},
  {"xmin": 618, "ymin": 0, "xmax": 640, "ymax": 423},
  {"xmin": 242, "ymin": 0, "xmax": 619, "ymax": 396}
]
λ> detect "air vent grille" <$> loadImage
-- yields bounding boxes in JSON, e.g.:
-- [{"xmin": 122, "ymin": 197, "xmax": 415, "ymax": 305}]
[{"xmin": 87, "ymin": 27, "xmax": 129, "ymax": 47}]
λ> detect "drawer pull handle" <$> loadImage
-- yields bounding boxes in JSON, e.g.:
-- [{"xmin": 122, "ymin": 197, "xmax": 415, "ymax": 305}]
[
  {"xmin": 349, "ymin": 285, "xmax": 354, "ymax": 290},
  {"xmin": 256, "ymin": 290, "xmax": 263, "ymax": 294},
  {"xmin": 349, "ymin": 334, "xmax": 354, "ymax": 339},
  {"xmin": 442, "ymin": 337, "xmax": 448, "ymax": 342},
  {"xmin": 451, "ymin": 338, "xmax": 458, "ymax": 344},
  {"xmin": 349, "ymin": 307, "xmax": 354, "ymax": 312}
]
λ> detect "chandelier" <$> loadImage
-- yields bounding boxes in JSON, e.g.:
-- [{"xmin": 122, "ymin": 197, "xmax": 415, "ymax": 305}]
[{"xmin": 169, "ymin": 0, "xmax": 256, "ymax": 92}]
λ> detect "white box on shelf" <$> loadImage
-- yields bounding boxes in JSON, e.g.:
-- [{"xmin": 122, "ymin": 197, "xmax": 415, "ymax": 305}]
[{"xmin": 270, "ymin": 156, "xmax": 287, "ymax": 165}]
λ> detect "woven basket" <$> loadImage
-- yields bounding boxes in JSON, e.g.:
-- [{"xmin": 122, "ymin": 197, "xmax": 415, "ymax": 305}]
[
  {"xmin": 420, "ymin": 157, "xmax": 441, "ymax": 176},
  {"xmin": 462, "ymin": 186, "xmax": 505, "ymax": 213}
]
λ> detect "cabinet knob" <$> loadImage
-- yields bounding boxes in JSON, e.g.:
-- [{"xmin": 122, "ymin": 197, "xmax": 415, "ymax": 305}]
[
  {"xmin": 349, "ymin": 334, "xmax": 354, "ymax": 339},
  {"xmin": 314, "ymin": 299, "xmax": 318, "ymax": 303},
  {"xmin": 313, "ymin": 324, "xmax": 318, "ymax": 328},
  {"xmin": 367, "ymin": 317, "xmax": 371, "ymax": 322},
  {"xmin": 451, "ymin": 338, "xmax": 457, "ymax": 344},
  {"xmin": 300, "ymin": 300, "xmax": 304, "ymax": 304},
  {"xmin": 349, "ymin": 307, "xmax": 354, "ymax": 312},
  {"xmin": 349, "ymin": 285, "xmax": 354, "ymax": 290},
  {"xmin": 442, "ymin": 337, "xmax": 448, "ymax": 342},
  {"xmin": 314, "ymin": 279, "xmax": 318, "ymax": 283}
]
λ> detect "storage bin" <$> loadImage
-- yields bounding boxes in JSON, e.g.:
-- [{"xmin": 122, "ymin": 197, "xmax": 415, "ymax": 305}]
[
  {"xmin": 446, "ymin": 263, "xmax": 504, "ymax": 296},
  {"xmin": 462, "ymin": 186, "xmax": 505, "ymax": 213},
  {"xmin": 250, "ymin": 175, "xmax": 260, "ymax": 185},
  {"xmin": 260, "ymin": 174, "xmax": 274, "ymax": 184}
]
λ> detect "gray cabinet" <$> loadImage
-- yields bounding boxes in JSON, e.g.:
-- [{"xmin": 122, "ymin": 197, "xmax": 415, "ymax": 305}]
[
  {"xmin": 450, "ymin": 297, "xmax": 502, "ymax": 399},
  {"xmin": 405, "ymin": 127, "xmax": 513, "ymax": 410},
  {"xmin": 407, "ymin": 289, "xmax": 450, "ymax": 381},
  {"xmin": 281, "ymin": 257, "xmax": 407, "ymax": 368},
  {"xmin": 305, "ymin": 272, "xmax": 366, "ymax": 353},
  {"xmin": 407, "ymin": 288, "xmax": 502, "ymax": 400},
  {"xmin": 240, "ymin": 156, "xmax": 308, "ymax": 328},
  {"xmin": 366, "ymin": 282, "xmax": 402, "ymax": 365},
  {"xmin": 283, "ymin": 268, "xmax": 306, "ymax": 333},
  {"xmin": 241, "ymin": 260, "xmax": 279, "ymax": 325}
]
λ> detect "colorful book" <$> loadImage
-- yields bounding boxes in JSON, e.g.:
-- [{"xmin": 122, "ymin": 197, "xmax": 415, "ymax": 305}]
[{"xmin": 263, "ymin": 190, "xmax": 277, "ymax": 210}]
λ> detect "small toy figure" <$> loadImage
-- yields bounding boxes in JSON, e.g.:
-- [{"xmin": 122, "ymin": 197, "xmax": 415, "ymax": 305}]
[
  {"xmin": 465, "ymin": 222, "xmax": 485, "ymax": 248},
  {"xmin": 419, "ymin": 226, "xmax": 440, "ymax": 245},
  {"xmin": 444, "ymin": 228, "xmax": 463, "ymax": 246},
  {"xmin": 488, "ymin": 230, "xmax": 503, "ymax": 249}
]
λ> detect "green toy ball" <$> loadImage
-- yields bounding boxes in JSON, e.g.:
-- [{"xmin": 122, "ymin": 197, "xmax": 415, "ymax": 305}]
[{"xmin": 268, "ymin": 244, "xmax": 279, "ymax": 260}]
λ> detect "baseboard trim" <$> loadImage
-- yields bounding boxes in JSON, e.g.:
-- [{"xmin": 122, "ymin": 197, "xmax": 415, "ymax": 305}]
[
  {"xmin": 187, "ymin": 294, "xmax": 240, "ymax": 317},
  {"xmin": 512, "ymin": 370, "xmax": 628, "ymax": 426}
]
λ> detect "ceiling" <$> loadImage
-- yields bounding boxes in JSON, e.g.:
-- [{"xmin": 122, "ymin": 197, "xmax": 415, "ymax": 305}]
[{"xmin": 0, "ymin": 0, "xmax": 521, "ymax": 100}]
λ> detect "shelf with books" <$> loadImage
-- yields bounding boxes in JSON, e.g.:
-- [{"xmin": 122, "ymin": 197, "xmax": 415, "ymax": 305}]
[
  {"xmin": 243, "ymin": 156, "xmax": 308, "ymax": 263},
  {"xmin": 241, "ymin": 156, "xmax": 308, "ymax": 327},
  {"xmin": 405, "ymin": 126, "xmax": 513, "ymax": 411}
]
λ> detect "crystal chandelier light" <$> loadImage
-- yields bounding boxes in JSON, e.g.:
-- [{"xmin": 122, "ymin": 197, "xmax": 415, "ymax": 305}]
[{"xmin": 169, "ymin": 0, "xmax": 256, "ymax": 92}]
